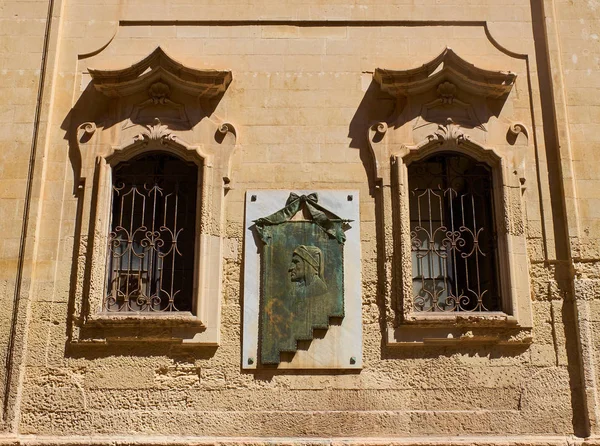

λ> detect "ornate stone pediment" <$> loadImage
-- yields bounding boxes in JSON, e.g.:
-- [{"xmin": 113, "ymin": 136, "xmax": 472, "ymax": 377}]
[
  {"xmin": 88, "ymin": 46, "xmax": 232, "ymax": 98},
  {"xmin": 373, "ymin": 47, "xmax": 516, "ymax": 99},
  {"xmin": 368, "ymin": 49, "xmax": 518, "ymax": 183},
  {"xmin": 73, "ymin": 48, "xmax": 237, "ymax": 184}
]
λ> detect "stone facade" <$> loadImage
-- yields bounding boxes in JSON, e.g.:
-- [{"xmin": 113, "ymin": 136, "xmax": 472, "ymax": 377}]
[{"xmin": 0, "ymin": 0, "xmax": 600, "ymax": 443}]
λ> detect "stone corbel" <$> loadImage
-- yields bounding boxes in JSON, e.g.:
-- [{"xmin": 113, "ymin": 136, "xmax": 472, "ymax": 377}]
[
  {"xmin": 71, "ymin": 121, "xmax": 98, "ymax": 191},
  {"xmin": 73, "ymin": 121, "xmax": 98, "ymax": 162},
  {"xmin": 77, "ymin": 122, "xmax": 97, "ymax": 143},
  {"xmin": 367, "ymin": 121, "xmax": 389, "ymax": 185},
  {"xmin": 216, "ymin": 121, "xmax": 237, "ymax": 144},
  {"xmin": 507, "ymin": 122, "xmax": 529, "ymax": 146}
]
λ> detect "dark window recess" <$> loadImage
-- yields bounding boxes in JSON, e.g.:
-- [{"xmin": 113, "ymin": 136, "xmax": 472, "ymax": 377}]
[
  {"xmin": 408, "ymin": 153, "xmax": 500, "ymax": 312},
  {"xmin": 104, "ymin": 153, "xmax": 198, "ymax": 313}
]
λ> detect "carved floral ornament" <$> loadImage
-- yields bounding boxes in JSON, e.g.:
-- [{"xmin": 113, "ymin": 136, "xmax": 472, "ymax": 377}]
[{"xmin": 132, "ymin": 118, "xmax": 176, "ymax": 144}]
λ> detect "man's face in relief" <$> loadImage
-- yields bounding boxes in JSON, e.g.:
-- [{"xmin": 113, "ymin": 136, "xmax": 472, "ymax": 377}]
[{"xmin": 288, "ymin": 254, "xmax": 306, "ymax": 283}]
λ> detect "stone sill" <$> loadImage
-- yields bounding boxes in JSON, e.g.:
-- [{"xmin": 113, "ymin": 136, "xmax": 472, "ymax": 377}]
[
  {"xmin": 387, "ymin": 312, "xmax": 532, "ymax": 346},
  {"xmin": 74, "ymin": 312, "xmax": 219, "ymax": 345},
  {"xmin": 86, "ymin": 312, "xmax": 206, "ymax": 328},
  {"xmin": 404, "ymin": 311, "xmax": 518, "ymax": 327}
]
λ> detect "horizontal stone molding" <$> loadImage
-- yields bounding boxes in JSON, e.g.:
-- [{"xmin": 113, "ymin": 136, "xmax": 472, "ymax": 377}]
[{"xmin": 0, "ymin": 435, "xmax": 588, "ymax": 446}]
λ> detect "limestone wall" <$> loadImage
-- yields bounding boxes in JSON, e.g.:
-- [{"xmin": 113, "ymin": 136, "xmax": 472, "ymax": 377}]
[
  {"xmin": 0, "ymin": 0, "xmax": 52, "ymax": 430},
  {"xmin": 0, "ymin": 0, "xmax": 598, "ymax": 442}
]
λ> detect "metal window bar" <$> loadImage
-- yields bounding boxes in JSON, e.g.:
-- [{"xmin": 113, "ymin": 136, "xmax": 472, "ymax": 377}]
[
  {"xmin": 408, "ymin": 153, "xmax": 500, "ymax": 312},
  {"xmin": 104, "ymin": 153, "xmax": 197, "ymax": 312}
]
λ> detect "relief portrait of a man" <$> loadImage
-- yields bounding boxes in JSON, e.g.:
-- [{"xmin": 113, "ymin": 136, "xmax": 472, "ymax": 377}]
[
  {"xmin": 288, "ymin": 245, "xmax": 328, "ymax": 298},
  {"xmin": 255, "ymin": 193, "xmax": 346, "ymax": 365}
]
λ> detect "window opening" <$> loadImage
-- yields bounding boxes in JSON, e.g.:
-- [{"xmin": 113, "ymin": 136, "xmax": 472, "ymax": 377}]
[
  {"xmin": 408, "ymin": 153, "xmax": 500, "ymax": 312},
  {"xmin": 104, "ymin": 153, "xmax": 197, "ymax": 312}
]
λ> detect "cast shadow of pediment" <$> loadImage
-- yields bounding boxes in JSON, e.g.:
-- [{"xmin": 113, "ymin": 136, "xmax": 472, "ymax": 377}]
[{"xmin": 348, "ymin": 80, "xmax": 397, "ymax": 192}]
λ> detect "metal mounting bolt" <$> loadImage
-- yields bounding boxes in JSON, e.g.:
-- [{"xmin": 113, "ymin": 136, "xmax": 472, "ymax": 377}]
[
  {"xmin": 251, "ymin": 195, "xmax": 257, "ymax": 202},
  {"xmin": 350, "ymin": 356, "xmax": 356, "ymax": 365},
  {"xmin": 247, "ymin": 357, "xmax": 254, "ymax": 365}
]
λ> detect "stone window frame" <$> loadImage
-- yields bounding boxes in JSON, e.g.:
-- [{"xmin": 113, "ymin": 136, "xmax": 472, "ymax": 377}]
[
  {"xmin": 71, "ymin": 48, "xmax": 236, "ymax": 345},
  {"xmin": 368, "ymin": 49, "xmax": 533, "ymax": 345},
  {"xmin": 392, "ymin": 126, "xmax": 531, "ymax": 327}
]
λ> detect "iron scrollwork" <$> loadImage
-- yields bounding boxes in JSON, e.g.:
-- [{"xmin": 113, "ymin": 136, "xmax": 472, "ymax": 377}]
[
  {"xmin": 409, "ymin": 154, "xmax": 500, "ymax": 312},
  {"xmin": 104, "ymin": 153, "xmax": 197, "ymax": 313}
]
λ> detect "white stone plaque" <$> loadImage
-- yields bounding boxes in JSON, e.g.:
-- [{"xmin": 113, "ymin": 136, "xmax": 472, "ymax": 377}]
[{"xmin": 242, "ymin": 190, "xmax": 362, "ymax": 369}]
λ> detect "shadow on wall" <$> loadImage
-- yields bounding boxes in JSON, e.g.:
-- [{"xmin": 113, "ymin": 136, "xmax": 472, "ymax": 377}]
[{"xmin": 348, "ymin": 79, "xmax": 397, "ymax": 193}]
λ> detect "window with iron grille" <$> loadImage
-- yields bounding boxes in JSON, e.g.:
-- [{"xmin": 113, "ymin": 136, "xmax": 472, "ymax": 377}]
[
  {"xmin": 408, "ymin": 153, "xmax": 500, "ymax": 312},
  {"xmin": 104, "ymin": 153, "xmax": 198, "ymax": 313}
]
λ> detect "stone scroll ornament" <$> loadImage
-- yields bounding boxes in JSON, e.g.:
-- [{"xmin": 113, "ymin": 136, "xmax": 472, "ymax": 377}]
[{"xmin": 254, "ymin": 193, "xmax": 350, "ymax": 365}]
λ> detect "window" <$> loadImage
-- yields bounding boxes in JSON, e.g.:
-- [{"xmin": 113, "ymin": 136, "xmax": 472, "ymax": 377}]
[
  {"xmin": 371, "ymin": 50, "xmax": 533, "ymax": 344},
  {"xmin": 72, "ymin": 47, "xmax": 235, "ymax": 344},
  {"xmin": 408, "ymin": 153, "xmax": 500, "ymax": 312},
  {"xmin": 104, "ymin": 153, "xmax": 198, "ymax": 313}
]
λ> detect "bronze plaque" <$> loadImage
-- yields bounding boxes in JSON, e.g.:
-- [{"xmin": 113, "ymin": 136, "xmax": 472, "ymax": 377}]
[{"xmin": 254, "ymin": 193, "xmax": 347, "ymax": 365}]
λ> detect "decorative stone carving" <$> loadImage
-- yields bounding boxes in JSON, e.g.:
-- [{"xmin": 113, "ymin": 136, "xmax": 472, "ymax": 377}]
[
  {"xmin": 243, "ymin": 190, "xmax": 362, "ymax": 369},
  {"xmin": 77, "ymin": 122, "xmax": 96, "ymax": 143},
  {"xmin": 427, "ymin": 118, "xmax": 469, "ymax": 145},
  {"xmin": 132, "ymin": 118, "xmax": 177, "ymax": 144},
  {"xmin": 373, "ymin": 47, "xmax": 516, "ymax": 99},
  {"xmin": 437, "ymin": 81, "xmax": 457, "ymax": 104},
  {"xmin": 507, "ymin": 122, "xmax": 529, "ymax": 146},
  {"xmin": 88, "ymin": 46, "xmax": 231, "ymax": 98},
  {"xmin": 508, "ymin": 122, "xmax": 529, "ymax": 137},
  {"xmin": 414, "ymin": 82, "xmax": 486, "ymax": 132},
  {"xmin": 148, "ymin": 82, "xmax": 171, "ymax": 104}
]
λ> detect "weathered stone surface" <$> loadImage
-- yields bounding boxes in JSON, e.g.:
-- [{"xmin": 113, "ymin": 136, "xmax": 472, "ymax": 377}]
[{"xmin": 1, "ymin": 0, "xmax": 599, "ymax": 442}]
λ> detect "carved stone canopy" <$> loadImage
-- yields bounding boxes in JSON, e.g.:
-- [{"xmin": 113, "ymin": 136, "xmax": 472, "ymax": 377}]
[
  {"xmin": 373, "ymin": 48, "xmax": 516, "ymax": 99},
  {"xmin": 88, "ymin": 47, "xmax": 232, "ymax": 98}
]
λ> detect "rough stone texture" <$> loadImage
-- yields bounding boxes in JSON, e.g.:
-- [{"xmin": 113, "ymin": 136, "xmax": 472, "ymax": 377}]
[{"xmin": 0, "ymin": 0, "xmax": 598, "ymax": 443}]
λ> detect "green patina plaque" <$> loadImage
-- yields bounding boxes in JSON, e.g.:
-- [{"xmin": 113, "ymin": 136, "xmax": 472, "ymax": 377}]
[{"xmin": 254, "ymin": 193, "xmax": 348, "ymax": 365}]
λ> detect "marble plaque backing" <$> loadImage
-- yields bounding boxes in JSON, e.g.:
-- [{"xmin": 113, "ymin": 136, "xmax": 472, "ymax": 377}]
[{"xmin": 242, "ymin": 190, "xmax": 362, "ymax": 369}]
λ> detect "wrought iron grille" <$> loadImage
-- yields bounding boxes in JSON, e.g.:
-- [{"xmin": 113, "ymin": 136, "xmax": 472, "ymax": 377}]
[
  {"xmin": 408, "ymin": 153, "xmax": 500, "ymax": 312},
  {"xmin": 104, "ymin": 153, "xmax": 198, "ymax": 312}
]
